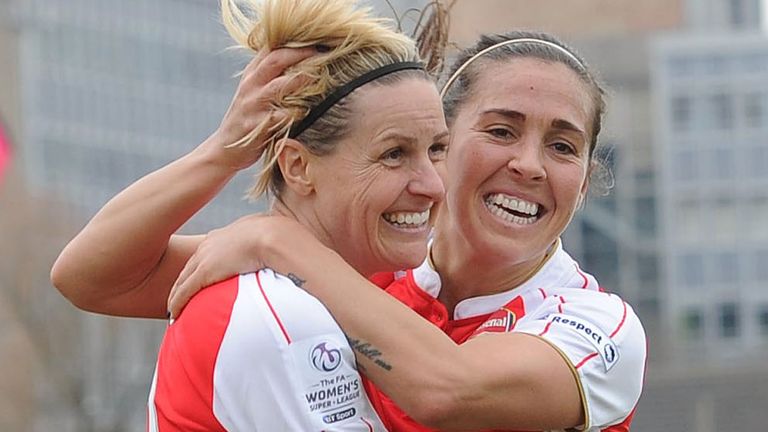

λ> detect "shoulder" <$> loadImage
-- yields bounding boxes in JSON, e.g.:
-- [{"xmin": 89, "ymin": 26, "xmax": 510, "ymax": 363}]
[
  {"xmin": 521, "ymin": 288, "xmax": 646, "ymax": 371},
  {"xmin": 171, "ymin": 271, "xmax": 287, "ymax": 351},
  {"xmin": 178, "ymin": 270, "xmax": 314, "ymax": 320},
  {"xmin": 171, "ymin": 274, "xmax": 242, "ymax": 341},
  {"xmin": 154, "ymin": 275, "xmax": 246, "ymax": 416},
  {"xmin": 543, "ymin": 288, "xmax": 644, "ymax": 345},
  {"xmin": 516, "ymin": 289, "xmax": 647, "ymax": 428},
  {"xmin": 181, "ymin": 275, "xmax": 242, "ymax": 319}
]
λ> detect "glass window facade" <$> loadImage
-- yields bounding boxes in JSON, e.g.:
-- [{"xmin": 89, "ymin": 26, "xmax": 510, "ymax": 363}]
[{"xmin": 718, "ymin": 302, "xmax": 740, "ymax": 338}]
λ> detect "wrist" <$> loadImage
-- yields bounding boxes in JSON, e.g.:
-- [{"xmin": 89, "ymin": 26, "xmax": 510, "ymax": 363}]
[{"xmin": 191, "ymin": 134, "xmax": 243, "ymax": 177}]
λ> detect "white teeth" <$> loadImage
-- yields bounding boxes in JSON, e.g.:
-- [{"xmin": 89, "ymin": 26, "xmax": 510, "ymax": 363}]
[
  {"xmin": 383, "ymin": 209, "xmax": 431, "ymax": 227},
  {"xmin": 484, "ymin": 193, "xmax": 540, "ymax": 225},
  {"xmin": 486, "ymin": 193, "xmax": 539, "ymax": 216}
]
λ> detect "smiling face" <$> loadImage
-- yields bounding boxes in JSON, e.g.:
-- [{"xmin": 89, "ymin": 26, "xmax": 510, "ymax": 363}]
[
  {"xmin": 308, "ymin": 77, "xmax": 449, "ymax": 276},
  {"xmin": 442, "ymin": 58, "xmax": 593, "ymax": 267}
]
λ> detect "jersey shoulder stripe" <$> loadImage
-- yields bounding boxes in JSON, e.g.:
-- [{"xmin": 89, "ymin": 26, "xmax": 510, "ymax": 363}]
[{"xmin": 150, "ymin": 276, "xmax": 240, "ymax": 431}]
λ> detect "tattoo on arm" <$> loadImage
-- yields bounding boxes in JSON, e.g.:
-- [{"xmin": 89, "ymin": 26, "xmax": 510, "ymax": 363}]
[
  {"xmin": 280, "ymin": 273, "xmax": 392, "ymax": 372},
  {"xmin": 347, "ymin": 337, "xmax": 393, "ymax": 371},
  {"xmin": 285, "ymin": 272, "xmax": 306, "ymax": 288}
]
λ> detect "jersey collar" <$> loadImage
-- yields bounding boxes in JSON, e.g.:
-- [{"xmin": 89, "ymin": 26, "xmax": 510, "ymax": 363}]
[{"xmin": 410, "ymin": 239, "xmax": 576, "ymax": 320}]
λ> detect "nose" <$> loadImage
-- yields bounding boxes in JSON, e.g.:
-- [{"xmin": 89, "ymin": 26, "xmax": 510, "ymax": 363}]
[
  {"xmin": 408, "ymin": 156, "xmax": 445, "ymax": 202},
  {"xmin": 507, "ymin": 137, "xmax": 546, "ymax": 181}
]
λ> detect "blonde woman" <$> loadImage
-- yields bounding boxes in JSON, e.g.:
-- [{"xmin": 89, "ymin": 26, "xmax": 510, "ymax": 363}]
[{"xmin": 53, "ymin": 0, "xmax": 449, "ymax": 430}]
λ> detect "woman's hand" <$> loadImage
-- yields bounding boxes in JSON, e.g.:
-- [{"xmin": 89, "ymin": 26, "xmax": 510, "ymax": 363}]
[
  {"xmin": 167, "ymin": 214, "xmax": 313, "ymax": 318},
  {"xmin": 200, "ymin": 47, "xmax": 316, "ymax": 171}
]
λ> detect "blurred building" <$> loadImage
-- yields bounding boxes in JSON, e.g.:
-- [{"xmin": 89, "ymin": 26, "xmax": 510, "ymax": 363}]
[
  {"xmin": 684, "ymin": 0, "xmax": 763, "ymax": 31},
  {"xmin": 2, "ymin": 0, "xmax": 261, "ymax": 430},
  {"xmin": 2, "ymin": 0, "xmax": 767, "ymax": 430},
  {"xmin": 448, "ymin": 0, "xmax": 683, "ymax": 44},
  {"xmin": 11, "ymin": 0, "xmax": 261, "ymax": 227},
  {"xmin": 651, "ymin": 1, "xmax": 768, "ymax": 364},
  {"xmin": 451, "ymin": 0, "xmax": 768, "ymax": 430}
]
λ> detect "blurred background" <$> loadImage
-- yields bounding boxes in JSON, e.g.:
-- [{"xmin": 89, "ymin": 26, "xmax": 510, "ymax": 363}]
[{"xmin": 1, "ymin": 0, "xmax": 767, "ymax": 430}]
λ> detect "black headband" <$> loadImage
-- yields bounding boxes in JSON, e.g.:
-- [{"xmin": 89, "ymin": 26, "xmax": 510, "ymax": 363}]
[{"xmin": 288, "ymin": 61, "xmax": 424, "ymax": 139}]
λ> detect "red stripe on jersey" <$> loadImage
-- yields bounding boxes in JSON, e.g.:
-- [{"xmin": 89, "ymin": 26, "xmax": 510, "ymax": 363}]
[
  {"xmin": 601, "ymin": 406, "xmax": 637, "ymax": 431},
  {"xmin": 152, "ymin": 277, "xmax": 239, "ymax": 431},
  {"xmin": 256, "ymin": 271, "xmax": 292, "ymax": 344},
  {"xmin": 538, "ymin": 288, "xmax": 547, "ymax": 299},
  {"xmin": 575, "ymin": 264, "xmax": 589, "ymax": 288},
  {"xmin": 609, "ymin": 298, "xmax": 628, "ymax": 338},
  {"xmin": 557, "ymin": 296, "xmax": 566, "ymax": 314},
  {"xmin": 602, "ymin": 323, "xmax": 646, "ymax": 431},
  {"xmin": 539, "ymin": 321, "xmax": 553, "ymax": 337},
  {"xmin": 361, "ymin": 416, "xmax": 374, "ymax": 431},
  {"xmin": 574, "ymin": 352, "xmax": 599, "ymax": 369},
  {"xmin": 601, "ymin": 337, "xmax": 648, "ymax": 431}
]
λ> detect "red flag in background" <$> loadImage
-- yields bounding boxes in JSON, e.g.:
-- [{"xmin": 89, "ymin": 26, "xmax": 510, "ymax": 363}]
[{"xmin": 0, "ymin": 119, "xmax": 10, "ymax": 184}]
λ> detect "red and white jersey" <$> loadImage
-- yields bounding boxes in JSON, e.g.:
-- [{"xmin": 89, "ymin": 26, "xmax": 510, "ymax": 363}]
[
  {"xmin": 147, "ymin": 270, "xmax": 386, "ymax": 431},
  {"xmin": 366, "ymin": 241, "xmax": 647, "ymax": 432}
]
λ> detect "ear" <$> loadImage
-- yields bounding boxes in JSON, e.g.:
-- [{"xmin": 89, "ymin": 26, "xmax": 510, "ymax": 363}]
[
  {"xmin": 276, "ymin": 139, "xmax": 315, "ymax": 196},
  {"xmin": 577, "ymin": 162, "xmax": 593, "ymax": 210}
]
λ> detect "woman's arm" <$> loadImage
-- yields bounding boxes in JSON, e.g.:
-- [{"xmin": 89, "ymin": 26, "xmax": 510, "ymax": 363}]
[
  {"xmin": 168, "ymin": 216, "xmax": 585, "ymax": 430},
  {"xmin": 50, "ymin": 145, "xmax": 231, "ymax": 318},
  {"xmin": 256, "ymin": 221, "xmax": 583, "ymax": 431},
  {"xmin": 50, "ymin": 48, "xmax": 316, "ymax": 318}
]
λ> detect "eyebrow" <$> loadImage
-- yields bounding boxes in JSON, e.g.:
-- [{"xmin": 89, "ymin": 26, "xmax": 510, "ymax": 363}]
[
  {"xmin": 482, "ymin": 108, "xmax": 526, "ymax": 122},
  {"xmin": 378, "ymin": 130, "xmax": 451, "ymax": 144},
  {"xmin": 483, "ymin": 108, "xmax": 586, "ymax": 139},
  {"xmin": 551, "ymin": 118, "xmax": 586, "ymax": 139}
]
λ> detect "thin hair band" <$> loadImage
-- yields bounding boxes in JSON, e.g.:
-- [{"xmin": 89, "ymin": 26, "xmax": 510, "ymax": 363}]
[
  {"xmin": 289, "ymin": 61, "xmax": 425, "ymax": 138},
  {"xmin": 440, "ymin": 38, "xmax": 585, "ymax": 98}
]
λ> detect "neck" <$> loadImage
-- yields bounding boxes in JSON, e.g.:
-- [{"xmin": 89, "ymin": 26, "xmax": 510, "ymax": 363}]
[
  {"xmin": 271, "ymin": 194, "xmax": 376, "ymax": 278},
  {"xmin": 270, "ymin": 196, "xmax": 297, "ymax": 220},
  {"xmin": 271, "ymin": 195, "xmax": 335, "ymax": 255},
  {"xmin": 430, "ymin": 223, "xmax": 555, "ymax": 316}
]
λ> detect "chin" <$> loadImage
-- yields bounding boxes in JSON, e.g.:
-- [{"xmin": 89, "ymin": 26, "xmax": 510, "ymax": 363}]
[
  {"xmin": 364, "ymin": 240, "xmax": 428, "ymax": 274},
  {"xmin": 391, "ymin": 248, "xmax": 428, "ymax": 271}
]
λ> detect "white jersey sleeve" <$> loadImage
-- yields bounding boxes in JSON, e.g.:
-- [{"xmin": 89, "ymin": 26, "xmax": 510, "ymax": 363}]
[
  {"xmin": 148, "ymin": 270, "xmax": 386, "ymax": 432},
  {"xmin": 513, "ymin": 289, "xmax": 646, "ymax": 431}
]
